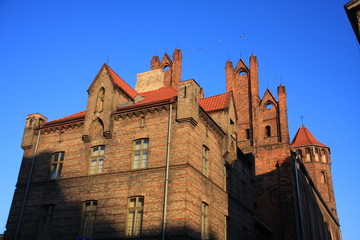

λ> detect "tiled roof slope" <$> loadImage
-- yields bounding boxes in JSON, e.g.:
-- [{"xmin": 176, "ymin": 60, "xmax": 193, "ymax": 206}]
[
  {"xmin": 105, "ymin": 64, "xmax": 138, "ymax": 99},
  {"xmin": 138, "ymin": 86, "xmax": 178, "ymax": 105},
  {"xmin": 291, "ymin": 125, "xmax": 327, "ymax": 147},
  {"xmin": 200, "ymin": 92, "xmax": 232, "ymax": 112},
  {"xmin": 42, "ymin": 111, "xmax": 86, "ymax": 126}
]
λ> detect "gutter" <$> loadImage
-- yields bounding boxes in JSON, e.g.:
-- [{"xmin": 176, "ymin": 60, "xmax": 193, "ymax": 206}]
[{"xmin": 162, "ymin": 104, "xmax": 173, "ymax": 240}]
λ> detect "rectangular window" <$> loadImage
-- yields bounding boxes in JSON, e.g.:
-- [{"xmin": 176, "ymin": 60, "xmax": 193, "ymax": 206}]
[
  {"xmin": 201, "ymin": 202, "xmax": 208, "ymax": 240},
  {"xmin": 202, "ymin": 146, "xmax": 209, "ymax": 176},
  {"xmin": 125, "ymin": 196, "xmax": 144, "ymax": 237},
  {"xmin": 79, "ymin": 200, "xmax": 97, "ymax": 238},
  {"xmin": 90, "ymin": 145, "xmax": 105, "ymax": 174},
  {"xmin": 49, "ymin": 152, "xmax": 64, "ymax": 180},
  {"xmin": 36, "ymin": 204, "xmax": 55, "ymax": 240},
  {"xmin": 133, "ymin": 139, "xmax": 149, "ymax": 169}
]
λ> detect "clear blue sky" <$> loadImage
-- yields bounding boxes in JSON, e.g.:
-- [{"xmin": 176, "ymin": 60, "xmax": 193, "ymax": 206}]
[{"xmin": 1, "ymin": 0, "xmax": 359, "ymax": 238}]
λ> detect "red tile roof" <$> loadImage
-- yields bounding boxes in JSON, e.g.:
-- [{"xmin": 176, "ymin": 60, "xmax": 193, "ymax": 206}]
[
  {"xmin": 200, "ymin": 92, "xmax": 232, "ymax": 112},
  {"xmin": 42, "ymin": 111, "xmax": 86, "ymax": 126},
  {"xmin": 105, "ymin": 64, "xmax": 138, "ymax": 99},
  {"xmin": 291, "ymin": 125, "xmax": 327, "ymax": 147},
  {"xmin": 137, "ymin": 87, "xmax": 178, "ymax": 104}
]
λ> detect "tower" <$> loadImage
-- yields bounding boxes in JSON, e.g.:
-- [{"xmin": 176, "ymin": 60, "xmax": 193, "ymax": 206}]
[
  {"xmin": 226, "ymin": 56, "xmax": 294, "ymax": 239},
  {"xmin": 291, "ymin": 125, "xmax": 338, "ymax": 217}
]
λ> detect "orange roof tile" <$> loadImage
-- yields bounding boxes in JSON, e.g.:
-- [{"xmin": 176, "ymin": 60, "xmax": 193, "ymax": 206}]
[
  {"xmin": 291, "ymin": 125, "xmax": 327, "ymax": 147},
  {"xmin": 138, "ymin": 86, "xmax": 178, "ymax": 104},
  {"xmin": 105, "ymin": 64, "xmax": 138, "ymax": 99},
  {"xmin": 42, "ymin": 111, "xmax": 86, "ymax": 126},
  {"xmin": 200, "ymin": 92, "xmax": 232, "ymax": 112}
]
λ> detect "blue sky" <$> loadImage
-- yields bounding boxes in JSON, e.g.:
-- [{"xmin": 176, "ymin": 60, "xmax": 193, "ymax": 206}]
[{"xmin": 1, "ymin": 0, "xmax": 359, "ymax": 238}]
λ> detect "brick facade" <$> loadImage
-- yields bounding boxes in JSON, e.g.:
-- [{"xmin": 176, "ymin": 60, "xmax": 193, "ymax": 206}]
[{"xmin": 5, "ymin": 49, "xmax": 340, "ymax": 240}]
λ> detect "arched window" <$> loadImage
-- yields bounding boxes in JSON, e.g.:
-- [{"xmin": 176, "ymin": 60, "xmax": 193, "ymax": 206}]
[
  {"xmin": 305, "ymin": 148, "xmax": 311, "ymax": 162},
  {"xmin": 314, "ymin": 148, "xmax": 319, "ymax": 162},
  {"xmin": 96, "ymin": 87, "xmax": 105, "ymax": 112},
  {"xmin": 265, "ymin": 126, "xmax": 271, "ymax": 137},
  {"xmin": 320, "ymin": 171, "xmax": 327, "ymax": 184},
  {"xmin": 321, "ymin": 149, "xmax": 327, "ymax": 163}
]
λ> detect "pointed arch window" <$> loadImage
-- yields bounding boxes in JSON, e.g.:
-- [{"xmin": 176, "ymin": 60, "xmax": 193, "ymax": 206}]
[{"xmin": 96, "ymin": 87, "xmax": 105, "ymax": 112}]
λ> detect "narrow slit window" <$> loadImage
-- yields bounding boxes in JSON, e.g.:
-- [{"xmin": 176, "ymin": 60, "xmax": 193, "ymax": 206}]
[{"xmin": 265, "ymin": 126, "xmax": 271, "ymax": 137}]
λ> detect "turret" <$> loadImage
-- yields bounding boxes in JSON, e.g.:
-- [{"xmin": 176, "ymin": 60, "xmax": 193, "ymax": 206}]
[{"xmin": 291, "ymin": 125, "xmax": 338, "ymax": 217}]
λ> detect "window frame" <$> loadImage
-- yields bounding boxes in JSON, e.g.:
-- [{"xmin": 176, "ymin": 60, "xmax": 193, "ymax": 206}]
[
  {"xmin": 125, "ymin": 196, "xmax": 144, "ymax": 237},
  {"xmin": 201, "ymin": 202, "xmax": 209, "ymax": 240},
  {"xmin": 89, "ymin": 145, "xmax": 105, "ymax": 174},
  {"xmin": 79, "ymin": 200, "xmax": 97, "ymax": 238},
  {"xmin": 36, "ymin": 204, "xmax": 55, "ymax": 240},
  {"xmin": 132, "ymin": 139, "xmax": 149, "ymax": 169},
  {"xmin": 49, "ymin": 152, "xmax": 64, "ymax": 180}
]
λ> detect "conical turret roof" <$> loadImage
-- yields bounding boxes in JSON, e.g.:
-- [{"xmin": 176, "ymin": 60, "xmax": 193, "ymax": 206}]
[{"xmin": 291, "ymin": 125, "xmax": 328, "ymax": 147}]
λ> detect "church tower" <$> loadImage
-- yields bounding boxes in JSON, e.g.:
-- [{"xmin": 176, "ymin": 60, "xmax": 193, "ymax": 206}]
[{"xmin": 291, "ymin": 125, "xmax": 338, "ymax": 217}]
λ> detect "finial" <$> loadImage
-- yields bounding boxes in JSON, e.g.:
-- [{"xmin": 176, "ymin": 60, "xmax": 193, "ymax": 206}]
[{"xmin": 300, "ymin": 115, "xmax": 304, "ymax": 126}]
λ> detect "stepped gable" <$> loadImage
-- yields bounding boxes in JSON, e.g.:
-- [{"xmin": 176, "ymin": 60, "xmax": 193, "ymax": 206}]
[
  {"xmin": 291, "ymin": 125, "xmax": 327, "ymax": 147},
  {"xmin": 200, "ymin": 92, "xmax": 232, "ymax": 113}
]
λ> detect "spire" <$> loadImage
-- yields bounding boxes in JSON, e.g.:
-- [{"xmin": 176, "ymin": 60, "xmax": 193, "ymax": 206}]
[{"xmin": 291, "ymin": 125, "xmax": 327, "ymax": 147}]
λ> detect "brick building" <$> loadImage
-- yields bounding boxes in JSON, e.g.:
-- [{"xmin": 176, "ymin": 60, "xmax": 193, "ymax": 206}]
[{"xmin": 5, "ymin": 49, "xmax": 340, "ymax": 240}]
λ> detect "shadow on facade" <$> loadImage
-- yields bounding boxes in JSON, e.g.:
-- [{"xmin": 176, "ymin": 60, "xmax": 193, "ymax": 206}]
[
  {"xmin": 254, "ymin": 156, "xmax": 335, "ymax": 240},
  {"xmin": 6, "ymin": 151, "xmax": 221, "ymax": 240}
]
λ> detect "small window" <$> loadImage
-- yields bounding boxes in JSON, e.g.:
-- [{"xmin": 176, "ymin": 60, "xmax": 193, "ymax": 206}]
[
  {"xmin": 245, "ymin": 129, "xmax": 251, "ymax": 140},
  {"xmin": 265, "ymin": 102, "xmax": 273, "ymax": 110},
  {"xmin": 314, "ymin": 148, "xmax": 319, "ymax": 162},
  {"xmin": 202, "ymin": 146, "xmax": 209, "ymax": 176},
  {"xmin": 265, "ymin": 126, "xmax": 271, "ymax": 137},
  {"xmin": 305, "ymin": 148, "xmax": 311, "ymax": 162},
  {"xmin": 320, "ymin": 171, "xmax": 327, "ymax": 184},
  {"xmin": 79, "ymin": 200, "xmax": 97, "ymax": 238},
  {"xmin": 125, "ymin": 196, "xmax": 144, "ymax": 237},
  {"xmin": 321, "ymin": 149, "xmax": 327, "ymax": 163},
  {"xmin": 201, "ymin": 202, "xmax": 209, "ymax": 240},
  {"xmin": 49, "ymin": 152, "xmax": 64, "ymax": 180},
  {"xmin": 133, "ymin": 139, "xmax": 149, "ymax": 169},
  {"xmin": 239, "ymin": 70, "xmax": 246, "ymax": 76},
  {"xmin": 36, "ymin": 204, "xmax": 55, "ymax": 240},
  {"xmin": 163, "ymin": 65, "xmax": 170, "ymax": 72},
  {"xmin": 90, "ymin": 146, "xmax": 105, "ymax": 174}
]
